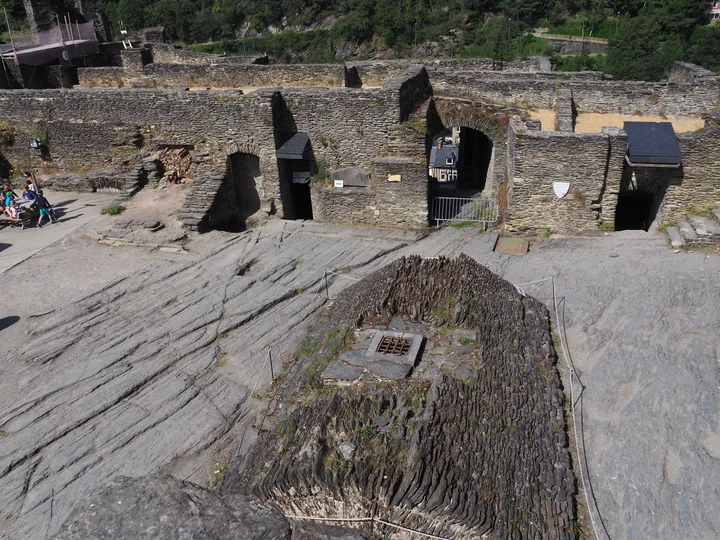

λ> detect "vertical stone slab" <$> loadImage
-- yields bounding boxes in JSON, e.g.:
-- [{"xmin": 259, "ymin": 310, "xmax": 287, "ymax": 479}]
[{"xmin": 599, "ymin": 127, "xmax": 626, "ymax": 226}]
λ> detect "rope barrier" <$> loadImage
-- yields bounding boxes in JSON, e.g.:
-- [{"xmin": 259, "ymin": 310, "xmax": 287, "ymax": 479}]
[
  {"xmin": 325, "ymin": 269, "xmax": 362, "ymax": 281},
  {"xmin": 182, "ymin": 344, "xmax": 273, "ymax": 481},
  {"xmin": 284, "ymin": 514, "xmax": 450, "ymax": 539},
  {"xmin": 549, "ymin": 277, "xmax": 602, "ymax": 540}
]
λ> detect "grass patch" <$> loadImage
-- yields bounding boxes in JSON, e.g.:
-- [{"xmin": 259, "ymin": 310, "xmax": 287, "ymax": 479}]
[
  {"xmin": 206, "ymin": 461, "xmax": 229, "ymax": 490},
  {"xmin": 450, "ymin": 220, "xmax": 476, "ymax": 229},
  {"xmin": 458, "ymin": 336, "xmax": 472, "ymax": 346},
  {"xmin": 658, "ymin": 221, "xmax": 677, "ymax": 232},
  {"xmin": 102, "ymin": 202, "xmax": 124, "ymax": 216},
  {"xmin": 543, "ymin": 228, "xmax": 555, "ymax": 238},
  {"xmin": 251, "ymin": 392, "xmax": 262, "ymax": 400},
  {"xmin": 599, "ymin": 222, "xmax": 614, "ymax": 232}
]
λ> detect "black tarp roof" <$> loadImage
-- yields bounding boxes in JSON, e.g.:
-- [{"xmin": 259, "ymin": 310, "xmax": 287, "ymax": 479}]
[
  {"xmin": 276, "ymin": 132, "xmax": 309, "ymax": 160},
  {"xmin": 624, "ymin": 122, "xmax": 682, "ymax": 166}
]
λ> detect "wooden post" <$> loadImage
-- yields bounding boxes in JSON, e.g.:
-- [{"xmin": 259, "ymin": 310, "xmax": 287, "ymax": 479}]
[
  {"xmin": 324, "ymin": 270, "xmax": 329, "ymax": 299},
  {"xmin": 268, "ymin": 347, "xmax": 274, "ymax": 379}
]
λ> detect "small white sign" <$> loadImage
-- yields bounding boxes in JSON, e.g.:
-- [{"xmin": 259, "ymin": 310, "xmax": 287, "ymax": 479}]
[
  {"xmin": 333, "ymin": 179, "xmax": 344, "ymax": 188},
  {"xmin": 553, "ymin": 181, "xmax": 570, "ymax": 199}
]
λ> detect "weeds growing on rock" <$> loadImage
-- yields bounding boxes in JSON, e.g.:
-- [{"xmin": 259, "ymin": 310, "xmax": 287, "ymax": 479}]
[{"xmin": 102, "ymin": 203, "xmax": 124, "ymax": 216}]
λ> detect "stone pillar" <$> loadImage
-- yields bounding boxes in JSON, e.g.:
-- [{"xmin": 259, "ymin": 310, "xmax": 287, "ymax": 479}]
[
  {"xmin": 599, "ymin": 127, "xmax": 627, "ymax": 225},
  {"xmin": 556, "ymin": 89, "xmax": 575, "ymax": 132},
  {"xmin": 121, "ymin": 48, "xmax": 151, "ymax": 75}
]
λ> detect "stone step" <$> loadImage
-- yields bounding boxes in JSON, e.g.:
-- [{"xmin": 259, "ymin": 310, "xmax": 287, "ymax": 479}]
[
  {"xmin": 688, "ymin": 215, "xmax": 720, "ymax": 236},
  {"xmin": 676, "ymin": 219, "xmax": 698, "ymax": 241},
  {"xmin": 665, "ymin": 226, "xmax": 684, "ymax": 248}
]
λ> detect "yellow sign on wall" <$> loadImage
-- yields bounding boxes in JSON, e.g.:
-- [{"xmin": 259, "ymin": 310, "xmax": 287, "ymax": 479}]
[{"xmin": 387, "ymin": 174, "xmax": 402, "ymax": 182}]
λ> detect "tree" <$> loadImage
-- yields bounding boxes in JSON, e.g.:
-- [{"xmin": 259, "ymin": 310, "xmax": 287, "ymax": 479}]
[{"xmin": 606, "ymin": 16, "xmax": 665, "ymax": 80}]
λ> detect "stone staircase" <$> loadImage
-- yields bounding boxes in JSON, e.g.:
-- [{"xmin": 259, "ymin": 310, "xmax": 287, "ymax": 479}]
[{"xmin": 665, "ymin": 209, "xmax": 720, "ymax": 248}]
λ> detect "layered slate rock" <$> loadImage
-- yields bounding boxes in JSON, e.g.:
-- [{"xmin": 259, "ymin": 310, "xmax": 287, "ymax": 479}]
[
  {"xmin": 231, "ymin": 255, "xmax": 576, "ymax": 539},
  {"xmin": 56, "ymin": 474, "xmax": 290, "ymax": 539},
  {"xmin": 56, "ymin": 474, "xmax": 372, "ymax": 540}
]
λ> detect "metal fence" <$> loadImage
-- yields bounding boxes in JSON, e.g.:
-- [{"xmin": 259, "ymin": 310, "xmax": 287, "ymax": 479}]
[{"xmin": 431, "ymin": 196, "xmax": 499, "ymax": 229}]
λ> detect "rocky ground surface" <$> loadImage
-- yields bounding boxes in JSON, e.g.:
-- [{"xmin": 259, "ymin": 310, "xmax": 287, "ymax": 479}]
[
  {"xmin": 56, "ymin": 474, "xmax": 371, "ymax": 539},
  {"xmin": 0, "ymin": 220, "xmax": 718, "ymax": 539}
]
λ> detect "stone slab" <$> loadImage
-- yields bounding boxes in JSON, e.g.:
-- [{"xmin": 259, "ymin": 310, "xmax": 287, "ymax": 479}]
[
  {"xmin": 712, "ymin": 208, "xmax": 720, "ymax": 225},
  {"xmin": 364, "ymin": 359, "xmax": 413, "ymax": 381},
  {"xmin": 676, "ymin": 219, "xmax": 698, "ymax": 241},
  {"xmin": 665, "ymin": 226, "xmax": 684, "ymax": 248},
  {"xmin": 322, "ymin": 361, "xmax": 364, "ymax": 382},
  {"xmin": 494, "ymin": 236, "xmax": 529, "ymax": 255},
  {"xmin": 688, "ymin": 215, "xmax": 720, "ymax": 236}
]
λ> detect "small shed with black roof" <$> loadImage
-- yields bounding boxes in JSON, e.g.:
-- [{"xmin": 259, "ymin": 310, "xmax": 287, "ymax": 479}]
[{"xmin": 623, "ymin": 122, "xmax": 682, "ymax": 168}]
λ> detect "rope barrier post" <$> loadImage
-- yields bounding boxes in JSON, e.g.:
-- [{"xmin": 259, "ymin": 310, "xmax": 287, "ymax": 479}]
[
  {"xmin": 268, "ymin": 347, "xmax": 274, "ymax": 380},
  {"xmin": 324, "ymin": 269, "xmax": 329, "ymax": 299}
]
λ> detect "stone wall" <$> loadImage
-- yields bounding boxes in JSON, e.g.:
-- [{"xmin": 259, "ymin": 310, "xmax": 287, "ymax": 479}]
[
  {"xmin": 149, "ymin": 43, "xmax": 268, "ymax": 65},
  {"xmin": 144, "ymin": 62, "xmax": 348, "ymax": 88},
  {"xmin": 351, "ymin": 57, "xmax": 548, "ymax": 87},
  {"xmin": 78, "ymin": 63, "xmax": 351, "ymax": 89},
  {"xmin": 0, "ymin": 89, "xmax": 277, "ymax": 212},
  {"xmin": 663, "ymin": 119, "xmax": 720, "ymax": 220},
  {"xmin": 78, "ymin": 67, "xmax": 126, "ymax": 88},
  {"xmin": 272, "ymin": 86, "xmax": 402, "ymax": 170},
  {"xmin": 556, "ymin": 88, "xmax": 574, "ymax": 132},
  {"xmin": 507, "ymin": 121, "xmax": 626, "ymax": 231},
  {"xmin": 444, "ymin": 76, "xmax": 720, "ymax": 116}
]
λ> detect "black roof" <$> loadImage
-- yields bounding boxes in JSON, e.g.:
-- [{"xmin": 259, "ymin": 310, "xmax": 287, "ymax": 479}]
[
  {"xmin": 624, "ymin": 122, "xmax": 682, "ymax": 165},
  {"xmin": 276, "ymin": 132, "xmax": 309, "ymax": 160},
  {"xmin": 428, "ymin": 144, "xmax": 459, "ymax": 168}
]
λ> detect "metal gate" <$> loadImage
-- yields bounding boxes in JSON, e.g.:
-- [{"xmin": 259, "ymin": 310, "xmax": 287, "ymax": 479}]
[{"xmin": 431, "ymin": 197, "xmax": 499, "ymax": 229}]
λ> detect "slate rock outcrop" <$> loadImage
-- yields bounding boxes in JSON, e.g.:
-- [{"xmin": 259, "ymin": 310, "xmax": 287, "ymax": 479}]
[
  {"xmin": 56, "ymin": 474, "xmax": 291, "ymax": 539},
  {"xmin": 56, "ymin": 474, "xmax": 374, "ymax": 540},
  {"xmin": 231, "ymin": 255, "xmax": 576, "ymax": 539}
]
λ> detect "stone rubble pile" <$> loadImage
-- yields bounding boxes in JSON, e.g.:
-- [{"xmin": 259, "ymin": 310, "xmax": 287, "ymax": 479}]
[{"xmin": 231, "ymin": 255, "xmax": 576, "ymax": 539}]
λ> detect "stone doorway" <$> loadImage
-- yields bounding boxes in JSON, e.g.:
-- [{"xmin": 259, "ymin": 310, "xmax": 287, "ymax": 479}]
[
  {"xmin": 428, "ymin": 126, "xmax": 494, "ymax": 198},
  {"xmin": 278, "ymin": 159, "xmax": 313, "ymax": 220},
  {"xmin": 207, "ymin": 152, "xmax": 261, "ymax": 232}
]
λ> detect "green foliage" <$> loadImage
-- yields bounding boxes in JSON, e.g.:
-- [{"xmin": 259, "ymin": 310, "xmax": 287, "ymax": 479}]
[
  {"xmin": 552, "ymin": 52, "xmax": 606, "ymax": 72},
  {"xmin": 91, "ymin": 0, "xmax": 718, "ymax": 78},
  {"xmin": 102, "ymin": 202, "xmax": 125, "ymax": 215}
]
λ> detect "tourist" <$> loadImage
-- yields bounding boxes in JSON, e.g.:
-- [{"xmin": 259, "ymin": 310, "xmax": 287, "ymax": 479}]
[
  {"xmin": 31, "ymin": 189, "xmax": 57, "ymax": 227},
  {"xmin": 4, "ymin": 200, "xmax": 21, "ymax": 220},
  {"xmin": 2, "ymin": 184, "xmax": 17, "ymax": 208},
  {"xmin": 22, "ymin": 182, "xmax": 37, "ymax": 201}
]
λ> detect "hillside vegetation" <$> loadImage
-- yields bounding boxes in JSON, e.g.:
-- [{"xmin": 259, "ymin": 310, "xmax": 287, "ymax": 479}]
[{"xmin": 2, "ymin": 0, "xmax": 719, "ymax": 78}]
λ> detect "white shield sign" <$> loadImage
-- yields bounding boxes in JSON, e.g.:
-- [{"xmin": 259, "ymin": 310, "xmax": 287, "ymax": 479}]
[{"xmin": 553, "ymin": 181, "xmax": 570, "ymax": 199}]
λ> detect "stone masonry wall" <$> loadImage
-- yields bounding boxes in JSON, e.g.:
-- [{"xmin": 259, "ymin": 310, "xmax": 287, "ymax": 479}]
[
  {"xmin": 663, "ymin": 120, "xmax": 720, "ymax": 220},
  {"xmin": 78, "ymin": 67, "xmax": 126, "ymax": 88},
  {"xmin": 0, "ymin": 89, "xmax": 276, "ymax": 219},
  {"xmin": 271, "ymin": 86, "xmax": 402, "ymax": 170},
  {"xmin": 149, "ymin": 43, "xmax": 268, "ymax": 65},
  {"xmin": 445, "ymin": 76, "xmax": 719, "ymax": 116},
  {"xmin": 351, "ymin": 57, "xmax": 547, "ymax": 87},
  {"xmin": 79, "ymin": 63, "xmax": 350, "ymax": 89},
  {"xmin": 507, "ymin": 121, "xmax": 626, "ymax": 231},
  {"xmin": 144, "ymin": 63, "xmax": 348, "ymax": 89}
]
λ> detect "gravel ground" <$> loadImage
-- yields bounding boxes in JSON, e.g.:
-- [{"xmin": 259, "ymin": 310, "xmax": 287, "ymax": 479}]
[{"xmin": 1, "ymin": 221, "xmax": 718, "ymax": 540}]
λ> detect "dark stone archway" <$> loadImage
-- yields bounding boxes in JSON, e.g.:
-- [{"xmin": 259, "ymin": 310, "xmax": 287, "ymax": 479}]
[
  {"xmin": 205, "ymin": 152, "xmax": 261, "ymax": 232},
  {"xmin": 428, "ymin": 97, "xmax": 515, "ymax": 200}
]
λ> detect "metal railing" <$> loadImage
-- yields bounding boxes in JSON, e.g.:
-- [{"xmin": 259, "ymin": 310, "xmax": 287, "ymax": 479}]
[{"xmin": 431, "ymin": 196, "xmax": 498, "ymax": 229}]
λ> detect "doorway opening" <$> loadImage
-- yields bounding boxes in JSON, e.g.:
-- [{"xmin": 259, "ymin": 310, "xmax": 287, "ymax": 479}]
[
  {"xmin": 614, "ymin": 192, "xmax": 654, "ymax": 231},
  {"xmin": 278, "ymin": 159, "xmax": 314, "ymax": 220},
  {"xmin": 428, "ymin": 127, "xmax": 493, "ymax": 197},
  {"xmin": 207, "ymin": 152, "xmax": 261, "ymax": 232}
]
